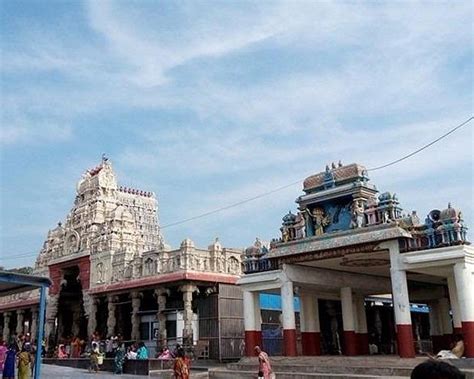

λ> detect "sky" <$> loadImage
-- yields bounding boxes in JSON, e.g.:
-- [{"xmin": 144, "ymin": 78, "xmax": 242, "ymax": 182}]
[{"xmin": 0, "ymin": 0, "xmax": 472, "ymax": 269}]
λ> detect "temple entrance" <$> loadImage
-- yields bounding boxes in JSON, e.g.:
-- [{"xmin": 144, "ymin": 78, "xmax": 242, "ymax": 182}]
[{"xmin": 56, "ymin": 266, "xmax": 87, "ymax": 341}]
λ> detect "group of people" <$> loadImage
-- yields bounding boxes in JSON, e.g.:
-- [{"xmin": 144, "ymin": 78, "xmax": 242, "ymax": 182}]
[{"xmin": 0, "ymin": 337, "xmax": 35, "ymax": 379}]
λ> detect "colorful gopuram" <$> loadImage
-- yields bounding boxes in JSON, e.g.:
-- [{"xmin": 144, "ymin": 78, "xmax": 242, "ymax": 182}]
[{"xmin": 240, "ymin": 162, "xmax": 472, "ymax": 358}]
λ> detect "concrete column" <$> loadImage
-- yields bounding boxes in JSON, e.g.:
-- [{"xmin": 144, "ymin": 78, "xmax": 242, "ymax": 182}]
[
  {"xmin": 438, "ymin": 297, "xmax": 453, "ymax": 347},
  {"xmin": 30, "ymin": 308, "xmax": 38, "ymax": 343},
  {"xmin": 155, "ymin": 288, "xmax": 168, "ymax": 350},
  {"xmin": 387, "ymin": 240, "xmax": 415, "ymax": 358},
  {"xmin": 453, "ymin": 262, "xmax": 474, "ymax": 357},
  {"xmin": 341, "ymin": 287, "xmax": 357, "ymax": 356},
  {"xmin": 429, "ymin": 301, "xmax": 444, "ymax": 353},
  {"xmin": 16, "ymin": 310, "xmax": 25, "ymax": 335},
  {"xmin": 106, "ymin": 295, "xmax": 117, "ymax": 337},
  {"xmin": 2, "ymin": 312, "xmax": 11, "ymax": 342},
  {"xmin": 180, "ymin": 284, "xmax": 197, "ymax": 346},
  {"xmin": 281, "ymin": 280, "xmax": 297, "ymax": 356},
  {"xmin": 355, "ymin": 295, "xmax": 369, "ymax": 355},
  {"xmin": 131, "ymin": 291, "xmax": 142, "ymax": 341},
  {"xmin": 243, "ymin": 290, "xmax": 262, "ymax": 356},
  {"xmin": 300, "ymin": 291, "xmax": 321, "ymax": 356},
  {"xmin": 45, "ymin": 294, "xmax": 59, "ymax": 351},
  {"xmin": 447, "ymin": 275, "xmax": 463, "ymax": 334}
]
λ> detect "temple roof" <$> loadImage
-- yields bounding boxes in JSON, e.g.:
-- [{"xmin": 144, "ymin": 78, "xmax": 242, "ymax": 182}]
[{"xmin": 303, "ymin": 163, "xmax": 368, "ymax": 192}]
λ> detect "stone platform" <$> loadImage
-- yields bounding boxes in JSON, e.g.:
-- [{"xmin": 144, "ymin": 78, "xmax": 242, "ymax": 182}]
[{"xmin": 209, "ymin": 356, "xmax": 474, "ymax": 379}]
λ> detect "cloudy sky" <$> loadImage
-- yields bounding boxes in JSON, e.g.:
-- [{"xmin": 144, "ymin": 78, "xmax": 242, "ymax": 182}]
[{"xmin": 1, "ymin": 1, "xmax": 472, "ymax": 268}]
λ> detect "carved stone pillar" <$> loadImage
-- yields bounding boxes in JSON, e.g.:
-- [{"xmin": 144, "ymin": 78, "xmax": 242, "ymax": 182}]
[
  {"xmin": 30, "ymin": 308, "xmax": 38, "ymax": 343},
  {"xmin": 130, "ymin": 291, "xmax": 142, "ymax": 341},
  {"xmin": 16, "ymin": 310, "xmax": 25, "ymax": 335},
  {"xmin": 45, "ymin": 294, "xmax": 59, "ymax": 351},
  {"xmin": 3, "ymin": 312, "xmax": 11, "ymax": 342},
  {"xmin": 71, "ymin": 304, "xmax": 81, "ymax": 336},
  {"xmin": 179, "ymin": 284, "xmax": 197, "ymax": 346},
  {"xmin": 154, "ymin": 288, "xmax": 169, "ymax": 349},
  {"xmin": 107, "ymin": 295, "xmax": 117, "ymax": 337},
  {"xmin": 85, "ymin": 296, "xmax": 98, "ymax": 339}
]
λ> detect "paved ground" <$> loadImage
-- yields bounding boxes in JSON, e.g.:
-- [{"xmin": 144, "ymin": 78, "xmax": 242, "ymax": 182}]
[
  {"xmin": 40, "ymin": 364, "xmax": 210, "ymax": 378},
  {"xmin": 40, "ymin": 364, "xmax": 146, "ymax": 378}
]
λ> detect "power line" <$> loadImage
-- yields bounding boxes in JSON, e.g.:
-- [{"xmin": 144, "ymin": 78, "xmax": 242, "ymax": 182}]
[
  {"xmin": 161, "ymin": 116, "xmax": 472, "ymax": 228},
  {"xmin": 366, "ymin": 116, "xmax": 473, "ymax": 172}
]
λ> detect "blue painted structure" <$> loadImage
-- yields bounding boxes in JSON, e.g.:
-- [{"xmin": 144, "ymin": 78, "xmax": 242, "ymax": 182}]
[{"xmin": 0, "ymin": 272, "xmax": 51, "ymax": 379}]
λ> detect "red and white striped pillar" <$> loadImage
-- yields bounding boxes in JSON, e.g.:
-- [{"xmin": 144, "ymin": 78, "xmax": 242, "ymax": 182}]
[
  {"xmin": 281, "ymin": 280, "xmax": 297, "ymax": 356},
  {"xmin": 341, "ymin": 287, "xmax": 358, "ymax": 356},
  {"xmin": 355, "ymin": 294, "xmax": 369, "ymax": 355},
  {"xmin": 447, "ymin": 275, "xmax": 463, "ymax": 335},
  {"xmin": 429, "ymin": 301, "xmax": 444, "ymax": 353},
  {"xmin": 453, "ymin": 262, "xmax": 474, "ymax": 357},
  {"xmin": 300, "ymin": 291, "xmax": 321, "ymax": 356},
  {"xmin": 438, "ymin": 297, "xmax": 454, "ymax": 348},
  {"xmin": 388, "ymin": 240, "xmax": 415, "ymax": 358},
  {"xmin": 243, "ymin": 290, "xmax": 262, "ymax": 356}
]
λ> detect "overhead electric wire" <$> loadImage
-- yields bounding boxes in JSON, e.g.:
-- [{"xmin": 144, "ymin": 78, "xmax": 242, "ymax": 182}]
[
  {"xmin": 161, "ymin": 116, "xmax": 472, "ymax": 228},
  {"xmin": 5, "ymin": 116, "xmax": 473, "ymax": 260}
]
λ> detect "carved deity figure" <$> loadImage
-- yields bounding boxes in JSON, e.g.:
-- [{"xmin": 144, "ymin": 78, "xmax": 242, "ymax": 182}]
[
  {"xmin": 303, "ymin": 207, "xmax": 330, "ymax": 236},
  {"xmin": 295, "ymin": 212, "xmax": 306, "ymax": 239},
  {"xmin": 350, "ymin": 201, "xmax": 365, "ymax": 229}
]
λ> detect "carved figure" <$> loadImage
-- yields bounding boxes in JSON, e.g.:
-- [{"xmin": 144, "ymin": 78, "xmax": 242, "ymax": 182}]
[
  {"xmin": 295, "ymin": 212, "xmax": 306, "ymax": 239},
  {"xmin": 350, "ymin": 201, "xmax": 365, "ymax": 229},
  {"xmin": 303, "ymin": 208, "xmax": 331, "ymax": 236}
]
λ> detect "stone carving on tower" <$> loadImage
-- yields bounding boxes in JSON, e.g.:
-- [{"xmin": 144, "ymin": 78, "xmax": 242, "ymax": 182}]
[{"xmin": 33, "ymin": 157, "xmax": 166, "ymax": 287}]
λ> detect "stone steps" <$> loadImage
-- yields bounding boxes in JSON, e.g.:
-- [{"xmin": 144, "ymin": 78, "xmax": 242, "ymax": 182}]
[{"xmin": 209, "ymin": 369, "xmax": 409, "ymax": 379}]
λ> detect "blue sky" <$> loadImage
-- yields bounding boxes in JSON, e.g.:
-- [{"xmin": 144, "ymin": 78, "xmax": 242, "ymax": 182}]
[{"xmin": 1, "ymin": 1, "xmax": 472, "ymax": 269}]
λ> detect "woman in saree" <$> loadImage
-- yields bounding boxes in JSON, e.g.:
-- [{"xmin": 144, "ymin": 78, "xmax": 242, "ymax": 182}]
[
  {"xmin": 0, "ymin": 340, "xmax": 7, "ymax": 374},
  {"xmin": 255, "ymin": 346, "xmax": 273, "ymax": 379},
  {"xmin": 2, "ymin": 345, "xmax": 16, "ymax": 379},
  {"xmin": 17, "ymin": 346, "xmax": 31, "ymax": 379},
  {"xmin": 173, "ymin": 348, "xmax": 189, "ymax": 379},
  {"xmin": 114, "ymin": 343, "xmax": 125, "ymax": 374}
]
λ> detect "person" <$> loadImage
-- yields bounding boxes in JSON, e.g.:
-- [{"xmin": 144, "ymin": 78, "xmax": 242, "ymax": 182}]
[
  {"xmin": 411, "ymin": 360, "xmax": 465, "ymax": 379},
  {"xmin": 255, "ymin": 346, "xmax": 273, "ymax": 379},
  {"xmin": 57, "ymin": 344, "xmax": 68, "ymax": 358},
  {"xmin": 114, "ymin": 343, "xmax": 126, "ymax": 375},
  {"xmin": 17, "ymin": 346, "xmax": 31, "ymax": 379},
  {"xmin": 89, "ymin": 342, "xmax": 100, "ymax": 373},
  {"xmin": 0, "ymin": 339, "xmax": 7, "ymax": 374},
  {"xmin": 158, "ymin": 346, "xmax": 172, "ymax": 360},
  {"xmin": 2, "ymin": 344, "xmax": 16, "ymax": 379},
  {"xmin": 173, "ymin": 348, "xmax": 189, "ymax": 379},
  {"xmin": 136, "ymin": 342, "xmax": 148, "ymax": 359},
  {"xmin": 437, "ymin": 335, "xmax": 465, "ymax": 359},
  {"xmin": 126, "ymin": 345, "xmax": 137, "ymax": 360},
  {"xmin": 70, "ymin": 336, "xmax": 82, "ymax": 358}
]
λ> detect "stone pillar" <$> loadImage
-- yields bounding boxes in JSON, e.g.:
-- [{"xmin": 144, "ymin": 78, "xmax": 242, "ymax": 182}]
[
  {"xmin": 453, "ymin": 262, "xmax": 474, "ymax": 357},
  {"xmin": 155, "ymin": 288, "xmax": 168, "ymax": 350},
  {"xmin": 243, "ymin": 290, "xmax": 262, "ymax": 356},
  {"xmin": 438, "ymin": 297, "xmax": 453, "ymax": 347},
  {"xmin": 447, "ymin": 275, "xmax": 463, "ymax": 335},
  {"xmin": 71, "ymin": 304, "xmax": 81, "ymax": 336},
  {"xmin": 340, "ymin": 287, "xmax": 357, "ymax": 356},
  {"xmin": 180, "ymin": 284, "xmax": 197, "ymax": 346},
  {"xmin": 130, "ymin": 291, "xmax": 142, "ymax": 341},
  {"xmin": 300, "ymin": 291, "xmax": 321, "ymax": 356},
  {"xmin": 30, "ymin": 308, "xmax": 38, "ymax": 343},
  {"xmin": 45, "ymin": 294, "xmax": 59, "ymax": 351},
  {"xmin": 3, "ymin": 312, "xmax": 11, "ymax": 342},
  {"xmin": 387, "ymin": 240, "xmax": 415, "ymax": 358},
  {"xmin": 429, "ymin": 301, "xmax": 444, "ymax": 353},
  {"xmin": 281, "ymin": 280, "xmax": 297, "ymax": 356},
  {"xmin": 86, "ymin": 296, "xmax": 98, "ymax": 339},
  {"xmin": 355, "ymin": 295, "xmax": 369, "ymax": 355},
  {"xmin": 107, "ymin": 295, "xmax": 117, "ymax": 337},
  {"xmin": 16, "ymin": 310, "xmax": 25, "ymax": 335}
]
